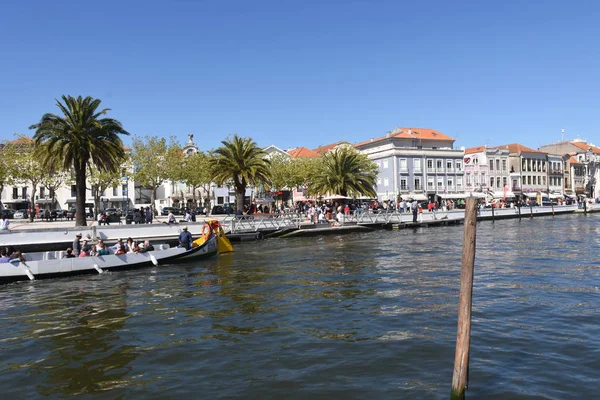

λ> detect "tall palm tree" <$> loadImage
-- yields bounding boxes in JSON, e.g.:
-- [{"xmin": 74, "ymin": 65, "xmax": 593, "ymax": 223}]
[
  {"xmin": 309, "ymin": 146, "xmax": 378, "ymax": 198},
  {"xmin": 30, "ymin": 95, "xmax": 129, "ymax": 226},
  {"xmin": 210, "ymin": 135, "xmax": 270, "ymax": 213}
]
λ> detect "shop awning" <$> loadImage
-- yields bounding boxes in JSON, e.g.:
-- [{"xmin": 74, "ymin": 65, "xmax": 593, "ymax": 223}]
[
  {"xmin": 254, "ymin": 197, "xmax": 275, "ymax": 204},
  {"xmin": 524, "ymin": 192, "xmax": 538, "ymax": 198},
  {"xmin": 35, "ymin": 199, "xmax": 54, "ymax": 204},
  {"xmin": 406, "ymin": 194, "xmax": 427, "ymax": 201},
  {"xmin": 3, "ymin": 199, "xmax": 29, "ymax": 204},
  {"xmin": 439, "ymin": 193, "xmax": 467, "ymax": 199},
  {"xmin": 548, "ymin": 193, "xmax": 563, "ymax": 199}
]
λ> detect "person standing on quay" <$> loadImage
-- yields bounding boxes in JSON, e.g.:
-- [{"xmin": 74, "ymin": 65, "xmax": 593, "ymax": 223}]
[{"xmin": 412, "ymin": 200, "xmax": 418, "ymax": 223}]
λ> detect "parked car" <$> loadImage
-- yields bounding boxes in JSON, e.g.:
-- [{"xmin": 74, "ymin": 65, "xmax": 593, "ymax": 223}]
[
  {"xmin": 66, "ymin": 208, "xmax": 94, "ymax": 220},
  {"xmin": 53, "ymin": 209, "xmax": 67, "ymax": 219},
  {"xmin": 13, "ymin": 210, "xmax": 28, "ymax": 219},
  {"xmin": 161, "ymin": 207, "xmax": 182, "ymax": 216},
  {"xmin": 104, "ymin": 208, "xmax": 120, "ymax": 217},
  {"xmin": 211, "ymin": 205, "xmax": 226, "ymax": 215}
]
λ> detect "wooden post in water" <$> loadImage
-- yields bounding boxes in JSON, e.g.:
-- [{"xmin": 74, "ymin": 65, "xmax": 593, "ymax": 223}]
[
  {"xmin": 551, "ymin": 202, "xmax": 555, "ymax": 216},
  {"xmin": 491, "ymin": 204, "xmax": 495, "ymax": 222},
  {"xmin": 451, "ymin": 197, "xmax": 478, "ymax": 400},
  {"xmin": 584, "ymin": 199, "xmax": 587, "ymax": 214},
  {"xmin": 529, "ymin": 203, "xmax": 533, "ymax": 218}
]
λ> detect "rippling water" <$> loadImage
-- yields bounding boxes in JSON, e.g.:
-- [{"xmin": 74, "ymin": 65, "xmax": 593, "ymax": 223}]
[{"xmin": 1, "ymin": 214, "xmax": 599, "ymax": 399}]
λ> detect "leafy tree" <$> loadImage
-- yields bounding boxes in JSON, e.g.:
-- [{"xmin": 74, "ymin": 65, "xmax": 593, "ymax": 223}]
[
  {"xmin": 7, "ymin": 136, "xmax": 46, "ymax": 222},
  {"xmin": 180, "ymin": 151, "xmax": 213, "ymax": 208},
  {"xmin": 131, "ymin": 136, "xmax": 183, "ymax": 214},
  {"xmin": 30, "ymin": 95, "xmax": 129, "ymax": 226},
  {"xmin": 39, "ymin": 165, "xmax": 68, "ymax": 211},
  {"xmin": 0, "ymin": 139, "xmax": 19, "ymax": 210},
  {"xmin": 210, "ymin": 134, "xmax": 270, "ymax": 212},
  {"xmin": 86, "ymin": 164, "xmax": 122, "ymax": 217},
  {"xmin": 306, "ymin": 146, "xmax": 377, "ymax": 198}
]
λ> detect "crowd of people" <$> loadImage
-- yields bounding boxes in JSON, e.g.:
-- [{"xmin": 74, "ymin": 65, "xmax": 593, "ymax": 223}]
[
  {"xmin": 66, "ymin": 233, "xmax": 155, "ymax": 258},
  {"xmin": 0, "ymin": 246, "xmax": 23, "ymax": 263}
]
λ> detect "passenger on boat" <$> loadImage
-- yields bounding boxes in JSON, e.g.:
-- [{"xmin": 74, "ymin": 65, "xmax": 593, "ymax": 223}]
[
  {"xmin": 110, "ymin": 238, "xmax": 123, "ymax": 251},
  {"xmin": 126, "ymin": 237, "xmax": 135, "ymax": 253},
  {"xmin": 73, "ymin": 233, "xmax": 82, "ymax": 256},
  {"xmin": 64, "ymin": 248, "xmax": 76, "ymax": 258},
  {"xmin": 114, "ymin": 242, "xmax": 127, "ymax": 255},
  {"xmin": 79, "ymin": 240, "xmax": 91, "ymax": 257},
  {"xmin": 5, "ymin": 246, "xmax": 17, "ymax": 259},
  {"xmin": 137, "ymin": 240, "xmax": 155, "ymax": 253},
  {"xmin": 0, "ymin": 249, "xmax": 10, "ymax": 263},
  {"xmin": 96, "ymin": 240, "xmax": 110, "ymax": 256},
  {"xmin": 178, "ymin": 226, "xmax": 192, "ymax": 250}
]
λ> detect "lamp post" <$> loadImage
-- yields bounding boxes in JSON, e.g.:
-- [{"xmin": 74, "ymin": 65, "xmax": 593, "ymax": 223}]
[{"xmin": 121, "ymin": 176, "xmax": 129, "ymax": 217}]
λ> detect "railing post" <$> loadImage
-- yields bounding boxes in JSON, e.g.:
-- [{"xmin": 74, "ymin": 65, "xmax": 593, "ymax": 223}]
[{"xmin": 451, "ymin": 197, "xmax": 478, "ymax": 400}]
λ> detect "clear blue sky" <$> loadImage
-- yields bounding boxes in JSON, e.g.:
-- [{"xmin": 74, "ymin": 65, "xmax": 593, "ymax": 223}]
[{"xmin": 1, "ymin": 0, "xmax": 599, "ymax": 151}]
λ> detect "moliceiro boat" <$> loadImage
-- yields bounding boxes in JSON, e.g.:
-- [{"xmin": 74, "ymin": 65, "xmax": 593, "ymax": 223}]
[{"xmin": 0, "ymin": 220, "xmax": 233, "ymax": 284}]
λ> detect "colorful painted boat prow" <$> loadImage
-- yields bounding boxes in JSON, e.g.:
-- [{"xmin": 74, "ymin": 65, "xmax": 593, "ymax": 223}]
[{"xmin": 192, "ymin": 219, "xmax": 233, "ymax": 254}]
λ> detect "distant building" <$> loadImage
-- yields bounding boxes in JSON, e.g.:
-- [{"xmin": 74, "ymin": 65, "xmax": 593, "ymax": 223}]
[
  {"xmin": 463, "ymin": 146, "xmax": 511, "ymax": 200},
  {"xmin": 355, "ymin": 127, "xmax": 464, "ymax": 203}
]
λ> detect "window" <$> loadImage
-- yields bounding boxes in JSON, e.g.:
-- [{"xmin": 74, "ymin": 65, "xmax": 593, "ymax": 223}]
[
  {"xmin": 122, "ymin": 184, "xmax": 128, "ymax": 197},
  {"xmin": 377, "ymin": 178, "xmax": 382, "ymax": 185},
  {"xmin": 399, "ymin": 159, "xmax": 407, "ymax": 171},
  {"xmin": 113, "ymin": 186, "xmax": 118, "ymax": 196},
  {"xmin": 489, "ymin": 160, "xmax": 494, "ymax": 170},
  {"xmin": 466, "ymin": 173, "xmax": 471, "ymax": 185},
  {"xmin": 502, "ymin": 160, "xmax": 507, "ymax": 171},
  {"xmin": 383, "ymin": 159, "xmax": 389, "ymax": 169},
  {"xmin": 456, "ymin": 161, "xmax": 462, "ymax": 171},
  {"xmin": 12, "ymin": 187, "xmax": 18, "ymax": 199},
  {"xmin": 400, "ymin": 178, "xmax": 407, "ymax": 190},
  {"xmin": 436, "ymin": 160, "xmax": 443, "ymax": 170},
  {"xmin": 383, "ymin": 177, "xmax": 389, "ymax": 187},
  {"xmin": 427, "ymin": 159, "xmax": 434, "ymax": 170},
  {"xmin": 40, "ymin": 187, "xmax": 46, "ymax": 198},
  {"xmin": 447, "ymin": 177, "xmax": 454, "ymax": 189},
  {"xmin": 456, "ymin": 176, "xmax": 463, "ymax": 189},
  {"xmin": 474, "ymin": 173, "xmax": 479, "ymax": 185},
  {"xmin": 503, "ymin": 177, "xmax": 507, "ymax": 187},
  {"xmin": 437, "ymin": 177, "xmax": 444, "ymax": 189},
  {"xmin": 496, "ymin": 159, "xmax": 500, "ymax": 171},
  {"xmin": 490, "ymin": 177, "xmax": 494, "ymax": 188},
  {"xmin": 446, "ymin": 160, "xmax": 453, "ymax": 171},
  {"xmin": 414, "ymin": 159, "xmax": 421, "ymax": 171},
  {"xmin": 496, "ymin": 177, "xmax": 501, "ymax": 188},
  {"xmin": 427, "ymin": 177, "xmax": 434, "ymax": 189},
  {"xmin": 527, "ymin": 176, "xmax": 531, "ymax": 185},
  {"xmin": 414, "ymin": 178, "xmax": 421, "ymax": 190},
  {"xmin": 481, "ymin": 173, "xmax": 486, "ymax": 185},
  {"xmin": 71, "ymin": 185, "xmax": 77, "ymax": 197}
]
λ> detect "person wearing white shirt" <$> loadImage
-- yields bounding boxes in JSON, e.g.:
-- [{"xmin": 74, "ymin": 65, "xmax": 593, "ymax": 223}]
[{"xmin": 0, "ymin": 215, "xmax": 9, "ymax": 231}]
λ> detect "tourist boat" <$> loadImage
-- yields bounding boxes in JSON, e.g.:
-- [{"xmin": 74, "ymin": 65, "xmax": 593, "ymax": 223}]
[{"xmin": 0, "ymin": 220, "xmax": 233, "ymax": 284}]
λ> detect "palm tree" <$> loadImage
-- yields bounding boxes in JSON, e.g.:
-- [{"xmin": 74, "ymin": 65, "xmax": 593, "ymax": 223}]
[
  {"xmin": 30, "ymin": 95, "xmax": 129, "ymax": 226},
  {"xmin": 308, "ymin": 146, "xmax": 378, "ymax": 198},
  {"xmin": 210, "ymin": 135, "xmax": 270, "ymax": 213}
]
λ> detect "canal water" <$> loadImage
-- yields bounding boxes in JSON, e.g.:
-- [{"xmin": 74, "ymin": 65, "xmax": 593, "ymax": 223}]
[{"xmin": 1, "ymin": 214, "xmax": 599, "ymax": 399}]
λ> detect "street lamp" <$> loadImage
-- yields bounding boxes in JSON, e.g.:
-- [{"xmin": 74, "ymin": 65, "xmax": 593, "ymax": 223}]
[{"xmin": 121, "ymin": 176, "xmax": 129, "ymax": 216}]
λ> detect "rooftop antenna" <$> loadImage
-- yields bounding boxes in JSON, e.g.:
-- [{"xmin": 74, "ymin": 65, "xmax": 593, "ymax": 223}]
[{"xmin": 561, "ymin": 128, "xmax": 564, "ymax": 142}]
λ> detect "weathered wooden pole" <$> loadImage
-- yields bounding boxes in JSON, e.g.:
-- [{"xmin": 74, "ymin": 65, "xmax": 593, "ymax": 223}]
[
  {"xmin": 551, "ymin": 202, "xmax": 555, "ymax": 216},
  {"xmin": 584, "ymin": 199, "xmax": 587, "ymax": 214},
  {"xmin": 451, "ymin": 197, "xmax": 478, "ymax": 400},
  {"xmin": 491, "ymin": 204, "xmax": 495, "ymax": 222},
  {"xmin": 529, "ymin": 203, "xmax": 533, "ymax": 218}
]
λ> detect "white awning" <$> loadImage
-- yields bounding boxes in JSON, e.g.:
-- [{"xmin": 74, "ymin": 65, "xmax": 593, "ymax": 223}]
[
  {"xmin": 524, "ymin": 192, "xmax": 538, "ymax": 198},
  {"xmin": 405, "ymin": 194, "xmax": 427, "ymax": 201},
  {"xmin": 4, "ymin": 199, "xmax": 29, "ymax": 204},
  {"xmin": 548, "ymin": 193, "xmax": 563, "ymax": 199},
  {"xmin": 439, "ymin": 193, "xmax": 467, "ymax": 199},
  {"xmin": 254, "ymin": 197, "xmax": 275, "ymax": 204},
  {"xmin": 35, "ymin": 199, "xmax": 54, "ymax": 204},
  {"xmin": 466, "ymin": 192, "xmax": 486, "ymax": 198}
]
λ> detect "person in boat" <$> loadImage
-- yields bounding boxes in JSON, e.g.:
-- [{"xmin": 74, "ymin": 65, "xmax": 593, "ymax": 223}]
[
  {"xmin": 0, "ymin": 249, "xmax": 10, "ymax": 263},
  {"xmin": 114, "ymin": 242, "xmax": 127, "ymax": 255},
  {"xmin": 178, "ymin": 226, "xmax": 192, "ymax": 250},
  {"xmin": 96, "ymin": 240, "xmax": 110, "ymax": 256},
  {"xmin": 5, "ymin": 246, "xmax": 17, "ymax": 259},
  {"xmin": 126, "ymin": 237, "xmax": 136, "ymax": 253},
  {"xmin": 110, "ymin": 238, "xmax": 123, "ymax": 252},
  {"xmin": 79, "ymin": 240, "xmax": 91, "ymax": 257},
  {"xmin": 137, "ymin": 240, "xmax": 155, "ymax": 253},
  {"xmin": 63, "ymin": 248, "xmax": 76, "ymax": 258},
  {"xmin": 73, "ymin": 233, "xmax": 83, "ymax": 256}
]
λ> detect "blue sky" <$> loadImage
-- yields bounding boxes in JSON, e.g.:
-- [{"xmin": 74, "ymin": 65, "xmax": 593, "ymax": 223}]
[{"xmin": 1, "ymin": 0, "xmax": 599, "ymax": 151}]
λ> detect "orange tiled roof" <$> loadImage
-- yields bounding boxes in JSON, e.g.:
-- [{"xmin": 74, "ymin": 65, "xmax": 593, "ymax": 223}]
[
  {"xmin": 492, "ymin": 143, "xmax": 545, "ymax": 154},
  {"xmin": 464, "ymin": 146, "xmax": 486, "ymax": 154},
  {"xmin": 7, "ymin": 136, "xmax": 34, "ymax": 146},
  {"xmin": 313, "ymin": 142, "xmax": 347, "ymax": 154},
  {"xmin": 287, "ymin": 147, "xmax": 320, "ymax": 158},
  {"xmin": 570, "ymin": 141, "xmax": 600, "ymax": 154},
  {"xmin": 354, "ymin": 127, "xmax": 454, "ymax": 147},
  {"xmin": 568, "ymin": 155, "xmax": 581, "ymax": 164}
]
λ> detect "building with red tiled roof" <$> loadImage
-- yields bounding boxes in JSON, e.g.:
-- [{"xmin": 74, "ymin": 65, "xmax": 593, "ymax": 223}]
[
  {"xmin": 462, "ymin": 145, "xmax": 511, "ymax": 198},
  {"xmin": 313, "ymin": 141, "xmax": 353, "ymax": 155},
  {"xmin": 354, "ymin": 127, "xmax": 463, "ymax": 202},
  {"xmin": 287, "ymin": 147, "xmax": 320, "ymax": 158},
  {"xmin": 490, "ymin": 143, "xmax": 549, "ymax": 198}
]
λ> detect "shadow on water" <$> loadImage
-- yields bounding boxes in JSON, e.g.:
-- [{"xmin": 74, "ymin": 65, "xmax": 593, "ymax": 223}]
[{"xmin": 0, "ymin": 214, "xmax": 598, "ymax": 398}]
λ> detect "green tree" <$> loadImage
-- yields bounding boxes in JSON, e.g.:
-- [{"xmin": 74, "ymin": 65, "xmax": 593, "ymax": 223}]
[
  {"xmin": 39, "ymin": 165, "xmax": 67, "ymax": 211},
  {"xmin": 30, "ymin": 95, "xmax": 129, "ymax": 226},
  {"xmin": 131, "ymin": 136, "xmax": 183, "ymax": 214},
  {"xmin": 210, "ymin": 134, "xmax": 271, "ymax": 212},
  {"xmin": 87, "ymin": 165, "xmax": 122, "ymax": 217},
  {"xmin": 8, "ymin": 136, "xmax": 46, "ymax": 222},
  {"xmin": 181, "ymin": 151, "xmax": 213, "ymax": 208},
  {"xmin": 306, "ymin": 146, "xmax": 377, "ymax": 198}
]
